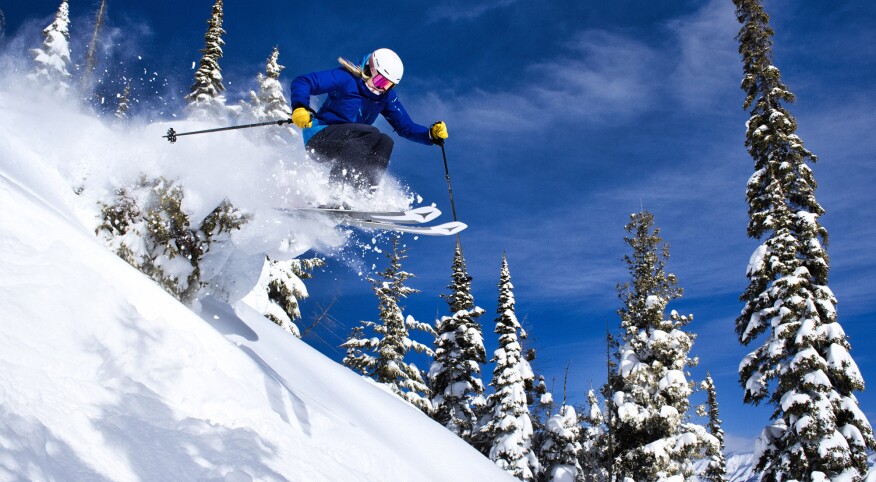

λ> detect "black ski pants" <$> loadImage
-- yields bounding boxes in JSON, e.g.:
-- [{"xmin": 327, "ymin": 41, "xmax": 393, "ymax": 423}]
[{"xmin": 306, "ymin": 123, "xmax": 394, "ymax": 189}]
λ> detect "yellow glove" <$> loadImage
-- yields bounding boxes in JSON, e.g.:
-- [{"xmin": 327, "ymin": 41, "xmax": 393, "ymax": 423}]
[
  {"xmin": 292, "ymin": 107, "xmax": 312, "ymax": 129},
  {"xmin": 430, "ymin": 121, "xmax": 448, "ymax": 141}
]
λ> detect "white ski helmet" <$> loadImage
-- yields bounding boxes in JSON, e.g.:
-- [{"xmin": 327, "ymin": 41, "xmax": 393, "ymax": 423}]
[{"xmin": 368, "ymin": 48, "xmax": 404, "ymax": 85}]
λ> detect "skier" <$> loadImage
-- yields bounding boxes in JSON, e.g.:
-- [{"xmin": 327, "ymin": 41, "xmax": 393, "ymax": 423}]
[{"xmin": 289, "ymin": 48, "xmax": 448, "ymax": 192}]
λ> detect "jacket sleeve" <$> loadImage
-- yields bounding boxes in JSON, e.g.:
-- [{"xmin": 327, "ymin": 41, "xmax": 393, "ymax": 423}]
[
  {"xmin": 382, "ymin": 94, "xmax": 434, "ymax": 146},
  {"xmin": 289, "ymin": 68, "xmax": 346, "ymax": 111}
]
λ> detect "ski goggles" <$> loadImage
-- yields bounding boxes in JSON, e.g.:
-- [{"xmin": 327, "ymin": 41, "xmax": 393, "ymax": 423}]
[
  {"xmin": 367, "ymin": 58, "xmax": 394, "ymax": 91},
  {"xmin": 370, "ymin": 72, "xmax": 394, "ymax": 91}
]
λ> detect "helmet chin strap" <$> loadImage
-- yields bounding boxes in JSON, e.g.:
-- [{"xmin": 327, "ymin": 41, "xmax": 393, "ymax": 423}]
[{"xmin": 365, "ymin": 82, "xmax": 382, "ymax": 95}]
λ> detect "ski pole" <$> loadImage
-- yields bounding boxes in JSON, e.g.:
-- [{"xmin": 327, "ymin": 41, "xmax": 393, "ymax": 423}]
[
  {"xmin": 438, "ymin": 140, "xmax": 459, "ymax": 223},
  {"xmin": 162, "ymin": 119, "xmax": 293, "ymax": 144}
]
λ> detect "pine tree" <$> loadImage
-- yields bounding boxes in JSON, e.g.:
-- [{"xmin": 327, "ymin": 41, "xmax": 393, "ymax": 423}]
[
  {"xmin": 579, "ymin": 388, "xmax": 610, "ymax": 482},
  {"xmin": 343, "ymin": 326, "xmax": 369, "ymax": 376},
  {"xmin": 542, "ymin": 404, "xmax": 583, "ymax": 482},
  {"xmin": 532, "ymin": 375, "xmax": 551, "ymax": 410},
  {"xmin": 114, "ymin": 82, "xmax": 131, "ymax": 120},
  {"xmin": 530, "ymin": 374, "xmax": 554, "ymax": 446},
  {"xmin": 540, "ymin": 370, "xmax": 582, "ymax": 482},
  {"xmin": 186, "ymin": 0, "xmax": 227, "ymax": 119},
  {"xmin": 733, "ymin": 1, "xmax": 875, "ymax": 480},
  {"xmin": 476, "ymin": 254, "xmax": 539, "ymax": 481},
  {"xmin": 529, "ymin": 373, "xmax": 555, "ymax": 482},
  {"xmin": 243, "ymin": 47, "xmax": 296, "ymax": 144},
  {"xmin": 29, "ymin": 0, "xmax": 72, "ymax": 96},
  {"xmin": 341, "ymin": 237, "xmax": 435, "ymax": 412},
  {"xmin": 698, "ymin": 373, "xmax": 727, "ymax": 482},
  {"xmin": 429, "ymin": 240, "xmax": 487, "ymax": 441},
  {"xmin": 97, "ymin": 177, "xmax": 249, "ymax": 304},
  {"xmin": 609, "ymin": 210, "xmax": 716, "ymax": 481},
  {"xmin": 243, "ymin": 257, "xmax": 324, "ymax": 338},
  {"xmin": 601, "ymin": 330, "xmax": 621, "ymax": 482}
]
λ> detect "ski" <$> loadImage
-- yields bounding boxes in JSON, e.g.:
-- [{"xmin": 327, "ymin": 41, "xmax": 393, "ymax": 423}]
[
  {"xmin": 278, "ymin": 205, "xmax": 442, "ymax": 224},
  {"xmin": 341, "ymin": 218, "xmax": 468, "ymax": 236}
]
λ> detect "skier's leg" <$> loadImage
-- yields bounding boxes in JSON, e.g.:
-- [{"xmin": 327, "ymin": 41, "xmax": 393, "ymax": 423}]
[
  {"xmin": 305, "ymin": 125, "xmax": 362, "ymax": 187},
  {"xmin": 319, "ymin": 124, "xmax": 393, "ymax": 189},
  {"xmin": 361, "ymin": 132, "xmax": 393, "ymax": 188},
  {"xmin": 305, "ymin": 124, "xmax": 346, "ymax": 164}
]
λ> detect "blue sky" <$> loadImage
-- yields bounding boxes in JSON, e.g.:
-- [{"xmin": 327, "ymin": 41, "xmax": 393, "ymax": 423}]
[{"xmin": 4, "ymin": 0, "xmax": 876, "ymax": 452}]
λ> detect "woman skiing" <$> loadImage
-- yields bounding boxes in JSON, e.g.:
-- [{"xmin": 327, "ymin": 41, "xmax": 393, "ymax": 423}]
[{"xmin": 289, "ymin": 48, "xmax": 448, "ymax": 192}]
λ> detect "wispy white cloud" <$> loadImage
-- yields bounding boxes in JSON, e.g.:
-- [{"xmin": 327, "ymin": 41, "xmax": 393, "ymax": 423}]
[
  {"xmin": 410, "ymin": 0, "xmax": 875, "ymax": 317},
  {"xmin": 419, "ymin": 89, "xmax": 535, "ymax": 135},
  {"xmin": 527, "ymin": 30, "xmax": 659, "ymax": 123},
  {"xmin": 792, "ymin": 97, "xmax": 876, "ymax": 311},
  {"xmin": 417, "ymin": 0, "xmax": 741, "ymax": 143},
  {"xmin": 667, "ymin": 0, "xmax": 739, "ymax": 109},
  {"xmin": 459, "ymin": 135, "xmax": 750, "ymax": 303},
  {"xmin": 428, "ymin": 0, "xmax": 518, "ymax": 22}
]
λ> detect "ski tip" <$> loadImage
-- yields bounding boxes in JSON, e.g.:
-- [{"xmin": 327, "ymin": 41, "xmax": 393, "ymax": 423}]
[
  {"xmin": 435, "ymin": 221, "xmax": 467, "ymax": 236},
  {"xmin": 407, "ymin": 206, "xmax": 442, "ymax": 223}
]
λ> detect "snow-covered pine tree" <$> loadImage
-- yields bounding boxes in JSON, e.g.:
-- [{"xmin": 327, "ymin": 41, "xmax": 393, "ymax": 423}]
[
  {"xmin": 242, "ymin": 256, "xmax": 324, "ymax": 338},
  {"xmin": 29, "ymin": 0, "xmax": 72, "ymax": 97},
  {"xmin": 114, "ymin": 82, "xmax": 131, "ymax": 120},
  {"xmin": 186, "ymin": 0, "xmax": 227, "ymax": 120},
  {"xmin": 97, "ymin": 177, "xmax": 250, "ymax": 304},
  {"xmin": 519, "ymin": 322, "xmax": 553, "ymax": 477},
  {"xmin": 242, "ymin": 47, "xmax": 296, "ymax": 144},
  {"xmin": 698, "ymin": 373, "xmax": 727, "ymax": 482},
  {"xmin": 733, "ymin": 1, "xmax": 876, "ymax": 480},
  {"xmin": 610, "ymin": 210, "xmax": 716, "ymax": 481},
  {"xmin": 343, "ymin": 326, "xmax": 369, "ymax": 375},
  {"xmin": 531, "ymin": 375, "xmax": 554, "ymax": 438},
  {"xmin": 476, "ymin": 254, "xmax": 539, "ymax": 481},
  {"xmin": 340, "ymin": 237, "xmax": 435, "ymax": 412},
  {"xmin": 530, "ymin": 373, "xmax": 555, "ymax": 481},
  {"xmin": 540, "ymin": 370, "xmax": 582, "ymax": 482},
  {"xmin": 429, "ymin": 240, "xmax": 487, "ymax": 441},
  {"xmin": 541, "ymin": 404, "xmax": 583, "ymax": 482},
  {"xmin": 579, "ymin": 388, "xmax": 610, "ymax": 482},
  {"xmin": 601, "ymin": 330, "xmax": 620, "ymax": 482},
  {"xmin": 532, "ymin": 375, "xmax": 551, "ymax": 411}
]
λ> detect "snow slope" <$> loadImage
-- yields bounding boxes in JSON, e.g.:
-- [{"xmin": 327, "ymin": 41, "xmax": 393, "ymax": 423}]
[
  {"xmin": 0, "ymin": 90, "xmax": 510, "ymax": 480},
  {"xmin": 693, "ymin": 451, "xmax": 876, "ymax": 481},
  {"xmin": 720, "ymin": 453, "xmax": 759, "ymax": 482}
]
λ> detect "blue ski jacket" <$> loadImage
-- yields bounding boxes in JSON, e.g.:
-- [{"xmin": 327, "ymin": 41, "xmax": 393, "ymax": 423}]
[{"xmin": 289, "ymin": 67, "xmax": 434, "ymax": 146}]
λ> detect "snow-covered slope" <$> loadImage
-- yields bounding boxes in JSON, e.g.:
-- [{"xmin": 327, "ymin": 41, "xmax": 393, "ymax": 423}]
[
  {"xmin": 0, "ymin": 89, "xmax": 510, "ymax": 480},
  {"xmin": 724, "ymin": 452, "xmax": 759, "ymax": 482},
  {"xmin": 695, "ymin": 451, "xmax": 876, "ymax": 482}
]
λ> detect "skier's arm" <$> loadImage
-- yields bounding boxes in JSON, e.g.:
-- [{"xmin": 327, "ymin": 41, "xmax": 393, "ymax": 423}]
[
  {"xmin": 381, "ymin": 94, "xmax": 434, "ymax": 146},
  {"xmin": 289, "ymin": 68, "xmax": 346, "ymax": 111}
]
